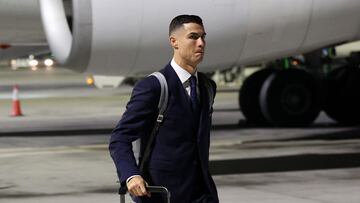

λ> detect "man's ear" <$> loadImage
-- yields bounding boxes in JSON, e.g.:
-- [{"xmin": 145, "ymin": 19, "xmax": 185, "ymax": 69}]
[{"xmin": 170, "ymin": 36, "xmax": 178, "ymax": 49}]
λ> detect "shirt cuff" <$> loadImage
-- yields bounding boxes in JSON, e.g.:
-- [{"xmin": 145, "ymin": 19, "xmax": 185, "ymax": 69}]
[{"xmin": 126, "ymin": 175, "xmax": 142, "ymax": 183}]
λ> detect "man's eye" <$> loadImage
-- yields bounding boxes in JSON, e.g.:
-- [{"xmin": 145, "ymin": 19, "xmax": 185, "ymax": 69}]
[{"xmin": 189, "ymin": 35, "xmax": 199, "ymax": 40}]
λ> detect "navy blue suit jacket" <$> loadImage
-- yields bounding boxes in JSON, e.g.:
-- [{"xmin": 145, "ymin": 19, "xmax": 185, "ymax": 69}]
[{"xmin": 109, "ymin": 64, "xmax": 218, "ymax": 203}]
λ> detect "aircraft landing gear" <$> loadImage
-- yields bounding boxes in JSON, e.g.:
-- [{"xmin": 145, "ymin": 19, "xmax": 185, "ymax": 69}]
[
  {"xmin": 240, "ymin": 68, "xmax": 321, "ymax": 126},
  {"xmin": 259, "ymin": 68, "xmax": 321, "ymax": 126},
  {"xmin": 323, "ymin": 64, "xmax": 360, "ymax": 125},
  {"xmin": 239, "ymin": 68, "xmax": 275, "ymax": 126}
]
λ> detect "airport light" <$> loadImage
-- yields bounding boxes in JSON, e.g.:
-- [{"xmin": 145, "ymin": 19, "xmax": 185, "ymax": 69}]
[
  {"xmin": 292, "ymin": 60, "xmax": 299, "ymax": 66},
  {"xmin": 86, "ymin": 75, "xmax": 94, "ymax": 85},
  {"xmin": 10, "ymin": 59, "xmax": 16, "ymax": 66},
  {"xmin": 10, "ymin": 60, "xmax": 18, "ymax": 70},
  {"xmin": 29, "ymin": 59, "xmax": 39, "ymax": 67},
  {"xmin": 44, "ymin": 58, "xmax": 54, "ymax": 67},
  {"xmin": 29, "ymin": 58, "xmax": 38, "ymax": 71}
]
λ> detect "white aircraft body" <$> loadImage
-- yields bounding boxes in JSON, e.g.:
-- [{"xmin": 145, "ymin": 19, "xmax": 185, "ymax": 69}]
[{"xmin": 0, "ymin": 0, "xmax": 360, "ymax": 126}]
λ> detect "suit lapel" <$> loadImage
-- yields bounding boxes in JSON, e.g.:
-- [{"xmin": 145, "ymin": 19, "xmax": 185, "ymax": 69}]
[
  {"xmin": 197, "ymin": 73, "xmax": 211, "ymax": 142},
  {"xmin": 161, "ymin": 64, "xmax": 197, "ymax": 130},
  {"xmin": 161, "ymin": 64, "xmax": 211, "ymax": 135}
]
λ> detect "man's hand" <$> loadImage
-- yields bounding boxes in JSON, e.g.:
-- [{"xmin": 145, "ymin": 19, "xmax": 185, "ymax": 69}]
[{"xmin": 127, "ymin": 176, "xmax": 151, "ymax": 197}]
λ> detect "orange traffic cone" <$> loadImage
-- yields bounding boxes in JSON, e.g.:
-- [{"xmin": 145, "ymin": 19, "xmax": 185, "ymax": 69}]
[{"xmin": 11, "ymin": 85, "xmax": 23, "ymax": 117}]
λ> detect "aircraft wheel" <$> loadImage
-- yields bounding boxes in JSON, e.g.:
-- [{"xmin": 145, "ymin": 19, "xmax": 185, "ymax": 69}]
[
  {"xmin": 239, "ymin": 68, "xmax": 277, "ymax": 125},
  {"xmin": 323, "ymin": 65, "xmax": 360, "ymax": 124},
  {"xmin": 259, "ymin": 69, "xmax": 321, "ymax": 126}
]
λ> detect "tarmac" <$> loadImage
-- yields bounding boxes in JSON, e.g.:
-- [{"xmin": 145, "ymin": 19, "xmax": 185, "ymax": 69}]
[{"xmin": 0, "ymin": 67, "xmax": 360, "ymax": 202}]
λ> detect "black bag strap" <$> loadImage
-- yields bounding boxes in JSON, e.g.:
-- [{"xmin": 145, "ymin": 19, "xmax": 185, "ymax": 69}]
[{"xmin": 139, "ymin": 71, "xmax": 168, "ymax": 173}]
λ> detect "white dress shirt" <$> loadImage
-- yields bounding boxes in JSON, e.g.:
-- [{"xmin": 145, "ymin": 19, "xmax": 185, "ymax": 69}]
[{"xmin": 171, "ymin": 59, "xmax": 199, "ymax": 98}]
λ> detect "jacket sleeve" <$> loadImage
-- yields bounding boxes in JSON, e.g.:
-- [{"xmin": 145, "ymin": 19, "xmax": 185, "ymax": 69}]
[{"xmin": 109, "ymin": 76, "xmax": 160, "ymax": 184}]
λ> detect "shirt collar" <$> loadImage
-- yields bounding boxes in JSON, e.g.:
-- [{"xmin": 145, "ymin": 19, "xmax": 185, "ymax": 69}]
[{"xmin": 171, "ymin": 59, "xmax": 198, "ymax": 85}]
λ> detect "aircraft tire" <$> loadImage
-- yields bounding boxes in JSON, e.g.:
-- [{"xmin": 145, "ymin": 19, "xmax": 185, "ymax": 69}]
[
  {"xmin": 239, "ymin": 68, "xmax": 276, "ymax": 125},
  {"xmin": 259, "ymin": 68, "xmax": 321, "ymax": 126},
  {"xmin": 323, "ymin": 65, "xmax": 360, "ymax": 125}
]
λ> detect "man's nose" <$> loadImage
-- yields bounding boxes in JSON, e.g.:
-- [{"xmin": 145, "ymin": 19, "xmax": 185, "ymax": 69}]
[{"xmin": 197, "ymin": 38, "xmax": 205, "ymax": 47}]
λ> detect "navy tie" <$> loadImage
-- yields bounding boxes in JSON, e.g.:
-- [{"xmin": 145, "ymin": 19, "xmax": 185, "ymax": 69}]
[{"xmin": 189, "ymin": 75, "xmax": 200, "ymax": 116}]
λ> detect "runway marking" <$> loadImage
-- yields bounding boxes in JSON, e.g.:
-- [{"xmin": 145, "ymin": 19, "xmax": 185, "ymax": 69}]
[
  {"xmin": 210, "ymin": 152, "xmax": 360, "ymax": 175},
  {"xmin": 0, "ymin": 144, "xmax": 108, "ymax": 158}
]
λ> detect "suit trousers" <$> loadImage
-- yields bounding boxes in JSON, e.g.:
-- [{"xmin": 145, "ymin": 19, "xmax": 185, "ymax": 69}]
[{"xmin": 190, "ymin": 161, "xmax": 215, "ymax": 203}]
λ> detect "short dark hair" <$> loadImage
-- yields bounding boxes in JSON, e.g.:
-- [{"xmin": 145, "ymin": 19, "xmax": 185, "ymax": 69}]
[{"xmin": 169, "ymin": 15, "xmax": 203, "ymax": 36}]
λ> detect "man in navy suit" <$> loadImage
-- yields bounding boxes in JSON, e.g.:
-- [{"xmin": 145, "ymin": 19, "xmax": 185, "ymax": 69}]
[{"xmin": 109, "ymin": 15, "xmax": 219, "ymax": 203}]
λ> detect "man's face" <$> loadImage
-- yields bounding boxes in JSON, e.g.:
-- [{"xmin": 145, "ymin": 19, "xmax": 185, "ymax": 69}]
[{"xmin": 170, "ymin": 23, "xmax": 206, "ymax": 68}]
